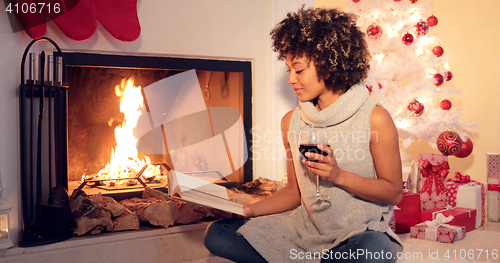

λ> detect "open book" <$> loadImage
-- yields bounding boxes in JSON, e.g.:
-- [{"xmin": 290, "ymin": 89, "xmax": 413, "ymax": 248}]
[{"xmin": 167, "ymin": 170, "xmax": 245, "ymax": 216}]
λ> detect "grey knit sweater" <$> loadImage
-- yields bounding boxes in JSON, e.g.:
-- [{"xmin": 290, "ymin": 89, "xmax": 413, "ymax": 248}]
[{"xmin": 238, "ymin": 83, "xmax": 402, "ymax": 262}]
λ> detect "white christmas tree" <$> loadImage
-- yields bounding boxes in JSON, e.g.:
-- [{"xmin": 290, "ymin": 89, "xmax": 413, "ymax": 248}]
[{"xmin": 345, "ymin": 0, "xmax": 475, "ymax": 150}]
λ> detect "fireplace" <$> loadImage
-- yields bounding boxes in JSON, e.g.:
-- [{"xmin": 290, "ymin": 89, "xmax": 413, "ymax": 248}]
[
  {"xmin": 19, "ymin": 50, "xmax": 253, "ymax": 246},
  {"xmin": 64, "ymin": 52, "xmax": 253, "ymax": 195}
]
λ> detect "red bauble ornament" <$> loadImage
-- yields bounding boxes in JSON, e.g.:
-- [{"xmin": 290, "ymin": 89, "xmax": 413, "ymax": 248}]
[
  {"xmin": 408, "ymin": 99, "xmax": 424, "ymax": 116},
  {"xmin": 445, "ymin": 71, "xmax": 453, "ymax": 81},
  {"xmin": 434, "ymin": 73, "xmax": 444, "ymax": 86},
  {"xmin": 427, "ymin": 15, "xmax": 438, "ymax": 27},
  {"xmin": 367, "ymin": 23, "xmax": 383, "ymax": 39},
  {"xmin": 394, "ymin": 0, "xmax": 402, "ymax": 2},
  {"xmin": 366, "ymin": 82, "xmax": 382, "ymax": 93},
  {"xmin": 432, "ymin": 46, "xmax": 444, "ymax": 57},
  {"xmin": 353, "ymin": 0, "xmax": 361, "ymax": 2},
  {"xmin": 436, "ymin": 131, "xmax": 463, "ymax": 156},
  {"xmin": 440, "ymin": 99, "xmax": 452, "ymax": 110},
  {"xmin": 414, "ymin": 21, "xmax": 429, "ymax": 36},
  {"xmin": 455, "ymin": 136, "xmax": 473, "ymax": 158},
  {"xmin": 410, "ymin": 0, "xmax": 418, "ymax": 3},
  {"xmin": 402, "ymin": 33, "xmax": 414, "ymax": 45}
]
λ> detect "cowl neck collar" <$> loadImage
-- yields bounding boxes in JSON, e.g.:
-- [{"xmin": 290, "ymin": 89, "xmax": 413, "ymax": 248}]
[{"xmin": 299, "ymin": 82, "xmax": 369, "ymax": 127}]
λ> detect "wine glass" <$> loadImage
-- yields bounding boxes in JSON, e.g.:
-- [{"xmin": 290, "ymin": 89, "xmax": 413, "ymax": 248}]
[{"xmin": 298, "ymin": 124, "xmax": 330, "ymax": 202}]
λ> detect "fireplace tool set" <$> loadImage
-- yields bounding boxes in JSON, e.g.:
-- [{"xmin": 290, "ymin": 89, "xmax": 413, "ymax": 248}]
[{"xmin": 19, "ymin": 37, "xmax": 72, "ymax": 247}]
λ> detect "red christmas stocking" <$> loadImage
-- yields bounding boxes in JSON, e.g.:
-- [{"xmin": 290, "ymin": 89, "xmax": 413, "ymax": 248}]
[
  {"xmin": 13, "ymin": 0, "xmax": 47, "ymax": 39},
  {"xmin": 44, "ymin": 0, "xmax": 97, "ymax": 41},
  {"xmin": 94, "ymin": 0, "xmax": 141, "ymax": 42}
]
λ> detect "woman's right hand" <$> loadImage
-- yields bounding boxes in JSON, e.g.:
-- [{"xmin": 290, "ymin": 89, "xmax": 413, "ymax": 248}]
[{"xmin": 208, "ymin": 199, "xmax": 253, "ymax": 219}]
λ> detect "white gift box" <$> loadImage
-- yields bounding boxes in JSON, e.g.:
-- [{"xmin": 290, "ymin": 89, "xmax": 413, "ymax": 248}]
[
  {"xmin": 455, "ymin": 184, "xmax": 484, "ymax": 228},
  {"xmin": 403, "ymin": 161, "xmax": 418, "ymax": 194}
]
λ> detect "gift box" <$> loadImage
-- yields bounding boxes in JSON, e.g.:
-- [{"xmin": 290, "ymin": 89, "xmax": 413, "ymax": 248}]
[
  {"xmin": 421, "ymin": 207, "xmax": 476, "ymax": 233},
  {"xmin": 410, "ymin": 213, "xmax": 466, "ymax": 243},
  {"xmin": 389, "ymin": 212, "xmax": 396, "ymax": 232},
  {"xmin": 445, "ymin": 172, "xmax": 485, "ymax": 228},
  {"xmin": 487, "ymin": 153, "xmax": 500, "ymax": 221},
  {"xmin": 394, "ymin": 193, "xmax": 420, "ymax": 233},
  {"xmin": 402, "ymin": 160, "xmax": 418, "ymax": 194},
  {"xmin": 418, "ymin": 154, "xmax": 449, "ymax": 210}
]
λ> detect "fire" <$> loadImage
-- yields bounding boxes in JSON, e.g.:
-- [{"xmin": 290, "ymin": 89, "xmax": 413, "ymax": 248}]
[{"xmin": 83, "ymin": 78, "xmax": 162, "ymax": 187}]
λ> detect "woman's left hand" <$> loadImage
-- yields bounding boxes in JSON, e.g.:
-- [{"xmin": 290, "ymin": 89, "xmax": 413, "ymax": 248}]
[{"xmin": 302, "ymin": 144, "xmax": 343, "ymax": 184}]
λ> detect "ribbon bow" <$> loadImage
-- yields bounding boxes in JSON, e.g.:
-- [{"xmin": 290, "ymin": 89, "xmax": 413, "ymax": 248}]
[
  {"xmin": 423, "ymin": 213, "xmax": 463, "ymax": 241},
  {"xmin": 420, "ymin": 160, "xmax": 449, "ymax": 195},
  {"xmin": 425, "ymin": 213, "xmax": 454, "ymax": 227},
  {"xmin": 450, "ymin": 172, "xmax": 471, "ymax": 184}
]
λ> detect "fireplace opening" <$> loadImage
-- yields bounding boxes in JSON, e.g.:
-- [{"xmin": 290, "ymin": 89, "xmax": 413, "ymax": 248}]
[
  {"xmin": 19, "ymin": 50, "xmax": 253, "ymax": 246},
  {"xmin": 63, "ymin": 52, "xmax": 253, "ymax": 199}
]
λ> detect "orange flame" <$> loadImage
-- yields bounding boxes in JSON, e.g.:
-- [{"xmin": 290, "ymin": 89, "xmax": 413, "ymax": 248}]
[{"xmin": 84, "ymin": 78, "xmax": 161, "ymax": 187}]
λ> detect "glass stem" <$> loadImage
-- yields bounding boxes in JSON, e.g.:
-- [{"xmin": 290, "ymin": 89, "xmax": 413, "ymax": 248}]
[{"xmin": 316, "ymin": 174, "xmax": 320, "ymax": 200}]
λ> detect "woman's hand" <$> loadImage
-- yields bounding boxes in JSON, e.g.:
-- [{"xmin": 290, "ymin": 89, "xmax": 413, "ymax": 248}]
[
  {"xmin": 207, "ymin": 199, "xmax": 254, "ymax": 219},
  {"xmin": 301, "ymin": 106, "xmax": 403, "ymax": 206},
  {"xmin": 302, "ymin": 144, "xmax": 343, "ymax": 184}
]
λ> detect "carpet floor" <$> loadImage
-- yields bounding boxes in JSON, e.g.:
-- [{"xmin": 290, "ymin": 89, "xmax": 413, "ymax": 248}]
[{"xmin": 186, "ymin": 222, "xmax": 500, "ymax": 263}]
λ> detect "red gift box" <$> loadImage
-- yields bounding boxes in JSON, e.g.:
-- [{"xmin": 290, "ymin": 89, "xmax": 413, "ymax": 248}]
[
  {"xmin": 410, "ymin": 218, "xmax": 466, "ymax": 243},
  {"xmin": 418, "ymin": 154, "xmax": 449, "ymax": 210},
  {"xmin": 421, "ymin": 207, "xmax": 476, "ymax": 233},
  {"xmin": 394, "ymin": 193, "xmax": 420, "ymax": 233}
]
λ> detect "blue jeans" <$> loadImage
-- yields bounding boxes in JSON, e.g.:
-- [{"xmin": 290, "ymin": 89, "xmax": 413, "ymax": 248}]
[
  {"xmin": 204, "ymin": 218, "xmax": 396, "ymax": 263},
  {"xmin": 321, "ymin": 230, "xmax": 396, "ymax": 263},
  {"xmin": 204, "ymin": 218, "xmax": 266, "ymax": 263}
]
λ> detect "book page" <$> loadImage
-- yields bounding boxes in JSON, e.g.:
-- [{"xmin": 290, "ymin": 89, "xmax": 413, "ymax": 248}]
[{"xmin": 174, "ymin": 170, "xmax": 229, "ymax": 200}]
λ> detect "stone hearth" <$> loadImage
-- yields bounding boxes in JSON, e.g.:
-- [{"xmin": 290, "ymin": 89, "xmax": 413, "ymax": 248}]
[{"xmin": 0, "ymin": 222, "xmax": 212, "ymax": 263}]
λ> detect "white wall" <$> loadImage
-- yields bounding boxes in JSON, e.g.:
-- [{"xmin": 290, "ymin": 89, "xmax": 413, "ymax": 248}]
[{"xmin": 0, "ymin": 0, "xmax": 312, "ymax": 245}]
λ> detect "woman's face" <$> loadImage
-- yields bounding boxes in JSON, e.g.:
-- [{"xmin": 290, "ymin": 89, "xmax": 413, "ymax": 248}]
[{"xmin": 285, "ymin": 54, "xmax": 328, "ymax": 102}]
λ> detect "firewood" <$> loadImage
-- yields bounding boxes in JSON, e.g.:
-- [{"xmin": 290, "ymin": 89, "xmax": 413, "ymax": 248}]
[
  {"xmin": 142, "ymin": 186, "xmax": 209, "ymax": 224},
  {"xmin": 242, "ymin": 177, "xmax": 285, "ymax": 197},
  {"xmin": 113, "ymin": 210, "xmax": 140, "ymax": 231},
  {"xmin": 89, "ymin": 225, "xmax": 105, "ymax": 235},
  {"xmin": 72, "ymin": 195, "xmax": 113, "ymax": 236},
  {"xmin": 142, "ymin": 186, "xmax": 172, "ymax": 201},
  {"xmin": 88, "ymin": 193, "xmax": 127, "ymax": 217},
  {"xmin": 120, "ymin": 198, "xmax": 180, "ymax": 228},
  {"xmin": 175, "ymin": 201, "xmax": 208, "ymax": 224}
]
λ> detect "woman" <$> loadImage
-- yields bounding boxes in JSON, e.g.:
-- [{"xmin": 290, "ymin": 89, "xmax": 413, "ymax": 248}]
[{"xmin": 204, "ymin": 7, "xmax": 403, "ymax": 263}]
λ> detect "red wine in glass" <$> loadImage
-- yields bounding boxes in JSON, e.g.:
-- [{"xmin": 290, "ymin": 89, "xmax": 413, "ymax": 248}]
[
  {"xmin": 298, "ymin": 124, "xmax": 330, "ymax": 202},
  {"xmin": 299, "ymin": 144, "xmax": 330, "ymax": 162}
]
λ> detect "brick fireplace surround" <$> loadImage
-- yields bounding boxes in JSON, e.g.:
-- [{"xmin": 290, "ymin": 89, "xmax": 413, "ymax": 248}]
[{"xmin": 0, "ymin": 1, "xmax": 309, "ymax": 262}]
